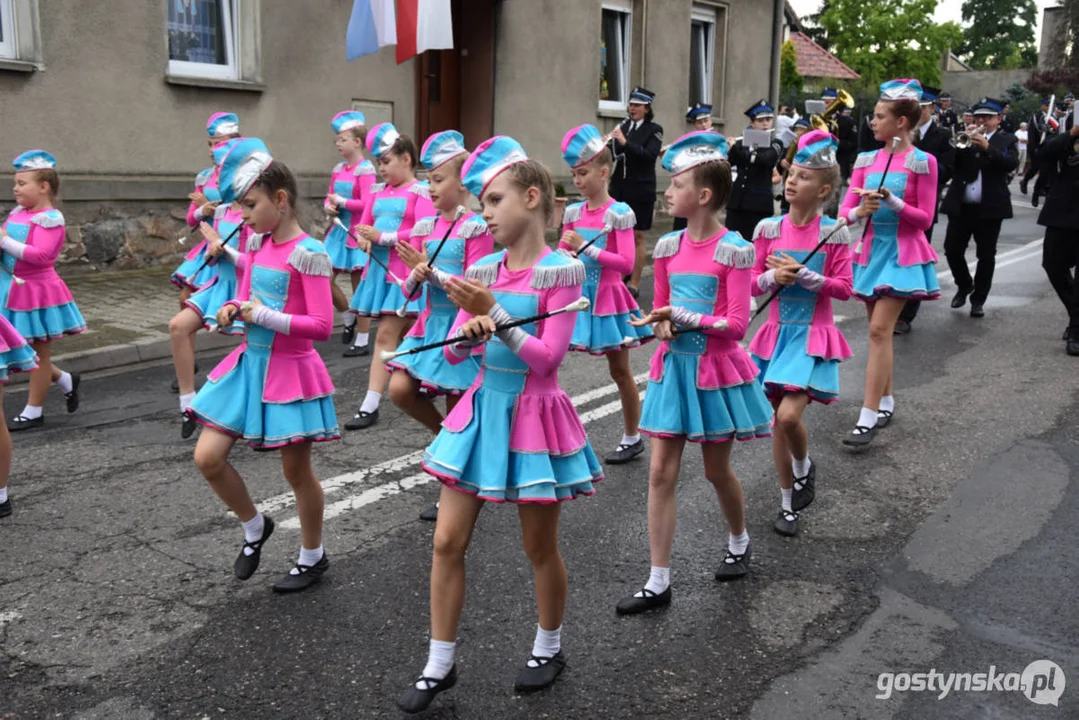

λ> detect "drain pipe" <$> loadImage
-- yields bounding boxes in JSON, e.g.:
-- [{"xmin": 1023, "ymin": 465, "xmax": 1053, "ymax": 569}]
[
  {"xmin": 770, "ymin": 0, "xmax": 785, "ymax": 107},
  {"xmin": 641, "ymin": 0, "xmax": 648, "ymax": 88}
]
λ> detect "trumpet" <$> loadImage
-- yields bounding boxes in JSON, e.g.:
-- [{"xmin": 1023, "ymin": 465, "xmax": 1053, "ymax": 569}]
[{"xmin": 953, "ymin": 124, "xmax": 987, "ymax": 149}]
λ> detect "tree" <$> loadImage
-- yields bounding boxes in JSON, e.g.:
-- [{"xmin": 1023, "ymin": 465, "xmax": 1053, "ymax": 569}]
[
  {"xmin": 818, "ymin": 0, "xmax": 963, "ymax": 87},
  {"xmin": 780, "ymin": 39, "xmax": 803, "ymax": 98},
  {"xmin": 956, "ymin": 0, "xmax": 1038, "ymax": 69},
  {"xmin": 801, "ymin": 0, "xmax": 834, "ymax": 52}
]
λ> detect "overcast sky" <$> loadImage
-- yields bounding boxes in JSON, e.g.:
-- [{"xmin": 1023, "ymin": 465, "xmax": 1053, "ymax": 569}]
[{"xmin": 787, "ymin": 0, "xmax": 1058, "ymax": 42}]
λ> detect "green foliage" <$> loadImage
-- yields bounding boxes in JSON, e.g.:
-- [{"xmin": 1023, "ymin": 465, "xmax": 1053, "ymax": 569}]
[
  {"xmin": 818, "ymin": 0, "xmax": 963, "ymax": 87},
  {"xmin": 956, "ymin": 0, "xmax": 1038, "ymax": 69},
  {"xmin": 801, "ymin": 0, "xmax": 833, "ymax": 52},
  {"xmin": 780, "ymin": 40, "xmax": 803, "ymax": 97},
  {"xmin": 554, "ymin": 183, "xmax": 567, "ymax": 198},
  {"xmin": 1001, "ymin": 82, "xmax": 1043, "ymax": 119}
]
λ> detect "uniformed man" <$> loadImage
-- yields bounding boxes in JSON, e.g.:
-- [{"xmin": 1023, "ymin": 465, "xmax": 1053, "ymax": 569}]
[
  {"xmin": 937, "ymin": 91, "xmax": 959, "ymax": 132},
  {"xmin": 725, "ymin": 99, "xmax": 783, "ymax": 240},
  {"xmin": 673, "ymin": 103, "xmax": 716, "ymax": 232}
]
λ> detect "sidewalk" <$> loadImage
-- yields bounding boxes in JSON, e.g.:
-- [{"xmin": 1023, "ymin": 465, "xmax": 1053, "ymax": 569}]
[{"xmin": 17, "ymin": 219, "xmax": 674, "ymax": 380}]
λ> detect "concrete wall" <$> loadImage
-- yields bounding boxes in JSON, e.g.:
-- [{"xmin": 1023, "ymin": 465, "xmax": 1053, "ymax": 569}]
[
  {"xmin": 941, "ymin": 69, "xmax": 1033, "ymax": 106},
  {"xmin": 1039, "ymin": 7, "xmax": 1066, "ymax": 69}
]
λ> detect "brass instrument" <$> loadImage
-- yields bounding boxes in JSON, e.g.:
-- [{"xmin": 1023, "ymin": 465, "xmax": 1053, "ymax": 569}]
[
  {"xmin": 953, "ymin": 124, "xmax": 986, "ymax": 150},
  {"xmin": 781, "ymin": 89, "xmax": 854, "ymax": 179}
]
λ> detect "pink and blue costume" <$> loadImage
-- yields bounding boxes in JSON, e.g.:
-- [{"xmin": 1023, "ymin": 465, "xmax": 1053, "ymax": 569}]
[
  {"xmin": 183, "ymin": 202, "xmax": 254, "ymax": 336},
  {"xmin": 189, "ymin": 139, "xmax": 339, "ymax": 448},
  {"xmin": 0, "ymin": 314, "xmax": 37, "ymax": 382},
  {"xmin": 421, "ymin": 137, "xmax": 602, "ymax": 503},
  {"xmin": 348, "ymin": 123, "xmax": 435, "ymax": 317},
  {"xmin": 558, "ymin": 125, "xmax": 652, "ymax": 354},
  {"xmin": 323, "ymin": 111, "xmax": 375, "ymax": 273},
  {"xmin": 637, "ymin": 133, "xmax": 773, "ymax": 443}
]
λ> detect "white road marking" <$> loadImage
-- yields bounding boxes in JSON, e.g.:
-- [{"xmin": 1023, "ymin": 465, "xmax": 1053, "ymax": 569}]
[
  {"xmin": 936, "ymin": 238, "xmax": 1044, "ymax": 285},
  {"xmin": 0, "ymin": 610, "xmax": 23, "ymax": 625}
]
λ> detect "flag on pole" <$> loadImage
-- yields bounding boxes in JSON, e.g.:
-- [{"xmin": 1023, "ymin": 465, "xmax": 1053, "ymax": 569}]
[
  {"xmin": 395, "ymin": 0, "xmax": 454, "ymax": 64},
  {"xmin": 346, "ymin": 0, "xmax": 397, "ymax": 61}
]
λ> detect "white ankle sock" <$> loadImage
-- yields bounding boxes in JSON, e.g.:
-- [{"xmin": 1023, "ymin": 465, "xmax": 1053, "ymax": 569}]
[
  {"xmin": 54, "ymin": 371, "xmax": 73, "ymax": 394},
  {"xmin": 240, "ymin": 513, "xmax": 264, "ymax": 556},
  {"xmin": 291, "ymin": 545, "xmax": 324, "ymax": 573},
  {"xmin": 792, "ymin": 455, "xmax": 810, "ymax": 478},
  {"xmin": 343, "ymin": 313, "xmax": 357, "ymax": 328},
  {"xmin": 0, "ymin": 487, "xmax": 7, "ymax": 503},
  {"xmin": 529, "ymin": 625, "xmax": 562, "ymax": 665},
  {"xmin": 879, "ymin": 395, "xmax": 895, "ymax": 413},
  {"xmin": 179, "ymin": 392, "xmax": 197, "ymax": 412},
  {"xmin": 858, "ymin": 407, "xmax": 879, "ymax": 429},
  {"xmin": 729, "ymin": 530, "xmax": 750, "ymax": 556},
  {"xmin": 353, "ymin": 331, "xmax": 370, "ymax": 349},
  {"xmin": 620, "ymin": 433, "xmax": 641, "ymax": 447},
  {"xmin": 641, "ymin": 565, "xmax": 670, "ymax": 595},
  {"xmin": 781, "ymin": 488, "xmax": 793, "ymax": 512},
  {"xmin": 19, "ymin": 405, "xmax": 42, "ymax": 420},
  {"xmin": 419, "ymin": 639, "xmax": 456, "ymax": 686},
  {"xmin": 360, "ymin": 390, "xmax": 381, "ymax": 414}
]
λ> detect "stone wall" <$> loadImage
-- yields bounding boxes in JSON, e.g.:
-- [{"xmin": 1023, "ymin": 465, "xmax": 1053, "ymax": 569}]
[{"xmin": 941, "ymin": 69, "xmax": 1034, "ymax": 107}]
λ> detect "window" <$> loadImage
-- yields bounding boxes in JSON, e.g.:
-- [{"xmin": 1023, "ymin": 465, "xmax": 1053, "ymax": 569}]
[
  {"xmin": 599, "ymin": 5, "xmax": 631, "ymax": 112},
  {"xmin": 0, "ymin": 0, "xmax": 16, "ymax": 59},
  {"xmin": 167, "ymin": 0, "xmax": 238, "ymax": 80},
  {"xmin": 689, "ymin": 5, "xmax": 716, "ymax": 107}
]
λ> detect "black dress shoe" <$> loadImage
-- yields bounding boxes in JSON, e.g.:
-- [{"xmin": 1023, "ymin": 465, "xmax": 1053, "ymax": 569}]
[
  {"xmin": 950, "ymin": 289, "xmax": 970, "ymax": 309},
  {"xmin": 65, "ymin": 372, "xmax": 81, "ymax": 413},
  {"xmin": 604, "ymin": 440, "xmax": 644, "ymax": 465},
  {"xmin": 272, "ymin": 553, "xmax": 329, "ymax": 593},
  {"xmin": 893, "ymin": 319, "xmax": 912, "ymax": 335},
  {"xmin": 181, "ymin": 411, "xmax": 199, "ymax": 439},
  {"xmin": 515, "ymin": 651, "xmax": 567, "ymax": 692},
  {"xmin": 791, "ymin": 458, "xmax": 815, "ymax": 511},
  {"xmin": 842, "ymin": 424, "xmax": 877, "ymax": 447},
  {"xmin": 1068, "ymin": 335, "xmax": 1079, "ymax": 357},
  {"xmin": 970, "ymin": 304, "xmax": 985, "ymax": 318},
  {"xmin": 234, "ymin": 515, "xmax": 275, "ymax": 580},
  {"xmin": 773, "ymin": 509, "xmax": 799, "ymax": 536},
  {"xmin": 342, "ymin": 344, "xmax": 370, "ymax": 358},
  {"xmin": 0, "ymin": 498, "xmax": 11, "ymax": 518},
  {"xmin": 396, "ymin": 665, "xmax": 457, "ymax": 714},
  {"xmin": 1032, "ymin": 192, "xmax": 1041, "ymax": 208},
  {"xmin": 1063, "ymin": 327, "xmax": 1072, "ymax": 342},
  {"xmin": 714, "ymin": 544, "xmax": 751, "ymax": 581},
  {"xmin": 1019, "ymin": 177, "xmax": 1029, "ymax": 195},
  {"xmin": 341, "ymin": 323, "xmax": 356, "ymax": 345},
  {"xmin": 419, "ymin": 504, "xmax": 439, "ymax": 522},
  {"xmin": 616, "ymin": 586, "xmax": 671, "ymax": 615},
  {"xmin": 7, "ymin": 415, "xmax": 43, "ymax": 432},
  {"xmin": 344, "ymin": 408, "xmax": 378, "ymax": 430}
]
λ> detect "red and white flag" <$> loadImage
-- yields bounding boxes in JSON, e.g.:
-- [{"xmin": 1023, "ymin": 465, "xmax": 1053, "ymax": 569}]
[{"xmin": 395, "ymin": 0, "xmax": 454, "ymax": 64}]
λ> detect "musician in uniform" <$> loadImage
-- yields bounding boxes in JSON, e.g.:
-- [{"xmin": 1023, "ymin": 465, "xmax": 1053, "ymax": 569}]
[
  {"xmin": 896, "ymin": 85, "xmax": 956, "ymax": 334},
  {"xmin": 1036, "ymin": 111, "xmax": 1079, "ymax": 355},
  {"xmin": 836, "ymin": 105, "xmax": 858, "ymax": 182},
  {"xmin": 937, "ymin": 92, "xmax": 959, "ymax": 132},
  {"xmin": 941, "ymin": 97, "xmax": 1019, "ymax": 319},
  {"xmin": 672, "ymin": 103, "xmax": 717, "ymax": 232},
  {"xmin": 609, "ymin": 86, "xmax": 663, "ymax": 299},
  {"xmin": 725, "ymin": 99, "xmax": 783, "ymax": 240},
  {"xmin": 1020, "ymin": 98, "xmax": 1050, "ymax": 196}
]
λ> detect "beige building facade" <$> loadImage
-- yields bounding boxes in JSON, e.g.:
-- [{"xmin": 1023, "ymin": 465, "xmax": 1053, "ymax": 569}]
[{"xmin": 0, "ymin": 0, "xmax": 781, "ymax": 271}]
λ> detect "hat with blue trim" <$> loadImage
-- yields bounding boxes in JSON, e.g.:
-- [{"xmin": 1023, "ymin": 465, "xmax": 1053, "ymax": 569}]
[
  {"xmin": 661, "ymin": 131, "xmax": 728, "ymax": 177},
  {"xmin": 206, "ymin": 112, "xmax": 240, "ymax": 139},
  {"xmin": 746, "ymin": 99, "xmax": 774, "ymax": 120},
  {"xmin": 460, "ymin": 136, "xmax": 529, "ymax": 199},
  {"xmin": 629, "ymin": 86, "xmax": 655, "ymax": 105},
  {"xmin": 420, "ymin": 130, "xmax": 468, "ymax": 171},
  {"xmin": 920, "ymin": 84, "xmax": 940, "ymax": 106},
  {"xmin": 972, "ymin": 97, "xmax": 1004, "ymax": 116},
  {"xmin": 792, "ymin": 130, "xmax": 838, "ymax": 169},
  {"xmin": 217, "ymin": 138, "xmax": 272, "ymax": 206},
  {"xmin": 879, "ymin": 78, "xmax": 922, "ymax": 102},
  {"xmin": 686, "ymin": 103, "xmax": 712, "ymax": 122},
  {"xmin": 331, "ymin": 110, "xmax": 366, "ymax": 134},
  {"xmin": 561, "ymin": 124, "xmax": 610, "ymax": 168},
  {"xmin": 366, "ymin": 122, "xmax": 401, "ymax": 159},
  {"xmin": 12, "ymin": 150, "xmax": 57, "ymax": 171}
]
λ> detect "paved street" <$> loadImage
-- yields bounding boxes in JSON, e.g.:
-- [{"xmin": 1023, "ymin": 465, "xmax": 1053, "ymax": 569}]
[{"xmin": 0, "ymin": 197, "xmax": 1076, "ymax": 719}]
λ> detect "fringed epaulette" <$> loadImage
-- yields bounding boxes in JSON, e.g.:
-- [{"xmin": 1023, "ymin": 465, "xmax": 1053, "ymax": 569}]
[
  {"xmin": 458, "ymin": 215, "xmax": 488, "ymax": 239},
  {"xmin": 905, "ymin": 148, "xmax": 931, "ymax": 175},
  {"xmin": 604, "ymin": 202, "xmax": 637, "ymax": 231},
  {"xmin": 369, "ymin": 182, "xmax": 387, "ymax": 194},
  {"xmin": 465, "ymin": 251, "xmax": 505, "ymax": 286},
  {"xmin": 212, "ymin": 203, "xmax": 230, "ymax": 221},
  {"xmin": 652, "ymin": 231, "xmax": 683, "ymax": 259},
  {"xmin": 408, "ymin": 182, "xmax": 431, "ymax": 199},
  {"xmin": 355, "ymin": 161, "xmax": 376, "ymax": 177},
  {"xmin": 288, "ymin": 238, "xmax": 333, "ymax": 277},
  {"xmin": 562, "ymin": 202, "xmax": 584, "ymax": 226},
  {"xmin": 752, "ymin": 216, "xmax": 783, "ymax": 241},
  {"xmin": 854, "ymin": 151, "xmax": 878, "ymax": 170},
  {"xmin": 411, "ymin": 216, "xmax": 437, "ymax": 238},
  {"xmin": 713, "ymin": 231, "xmax": 755, "ymax": 269},
  {"xmin": 332, "ymin": 161, "xmax": 346, "ymax": 174},
  {"xmin": 820, "ymin": 218, "xmax": 852, "ymax": 245},
  {"xmin": 247, "ymin": 233, "xmax": 266, "ymax": 252},
  {"xmin": 531, "ymin": 252, "xmax": 585, "ymax": 289},
  {"xmin": 194, "ymin": 167, "xmax": 214, "ymax": 188},
  {"xmin": 30, "ymin": 210, "xmax": 64, "ymax": 228}
]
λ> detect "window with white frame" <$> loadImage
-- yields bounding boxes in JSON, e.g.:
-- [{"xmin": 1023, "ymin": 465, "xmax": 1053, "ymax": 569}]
[
  {"xmin": 599, "ymin": 4, "xmax": 632, "ymax": 112},
  {"xmin": 167, "ymin": 0, "xmax": 238, "ymax": 80},
  {"xmin": 689, "ymin": 5, "xmax": 717, "ymax": 107},
  {"xmin": 0, "ymin": 0, "xmax": 17, "ymax": 60}
]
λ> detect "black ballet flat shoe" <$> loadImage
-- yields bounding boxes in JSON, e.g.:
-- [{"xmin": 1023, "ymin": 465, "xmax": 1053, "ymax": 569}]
[
  {"xmin": 233, "ymin": 515, "xmax": 275, "ymax": 580},
  {"xmin": 950, "ymin": 289, "xmax": 970, "ymax": 309},
  {"xmin": 893, "ymin": 319, "xmax": 912, "ymax": 335},
  {"xmin": 344, "ymin": 408, "xmax": 378, "ymax": 430},
  {"xmin": 791, "ymin": 458, "xmax": 816, "ymax": 511},
  {"xmin": 64, "ymin": 372, "xmax": 81, "ymax": 413},
  {"xmin": 0, "ymin": 498, "xmax": 11, "ymax": 518},
  {"xmin": 419, "ymin": 504, "xmax": 439, "ymax": 522},
  {"xmin": 876, "ymin": 409, "xmax": 894, "ymax": 429},
  {"xmin": 714, "ymin": 544, "xmax": 751, "ymax": 581},
  {"xmin": 970, "ymin": 304, "xmax": 985, "ymax": 318},
  {"xmin": 605, "ymin": 440, "xmax": 644, "ymax": 465},
  {"xmin": 514, "ymin": 652, "xmax": 567, "ymax": 693},
  {"xmin": 272, "ymin": 553, "xmax": 329, "ymax": 593},
  {"xmin": 341, "ymin": 323, "xmax": 356, "ymax": 346},
  {"xmin": 773, "ymin": 509, "xmax": 800, "ymax": 537},
  {"xmin": 181, "ymin": 411, "xmax": 199, "ymax": 440},
  {"xmin": 171, "ymin": 364, "xmax": 200, "ymax": 393},
  {"xmin": 7, "ymin": 415, "xmax": 43, "ymax": 432},
  {"xmin": 396, "ymin": 665, "xmax": 457, "ymax": 714},
  {"xmin": 626, "ymin": 286, "xmax": 640, "ymax": 300},
  {"xmin": 842, "ymin": 424, "xmax": 877, "ymax": 447},
  {"xmin": 615, "ymin": 586, "xmax": 671, "ymax": 615},
  {"xmin": 343, "ymin": 344, "xmax": 370, "ymax": 358}
]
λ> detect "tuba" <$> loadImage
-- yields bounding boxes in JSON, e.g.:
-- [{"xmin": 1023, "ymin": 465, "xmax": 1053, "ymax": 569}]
[{"xmin": 810, "ymin": 88, "xmax": 855, "ymax": 135}]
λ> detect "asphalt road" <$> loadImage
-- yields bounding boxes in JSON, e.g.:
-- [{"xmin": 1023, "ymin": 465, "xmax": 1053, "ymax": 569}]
[{"xmin": 0, "ymin": 196, "xmax": 1076, "ymax": 719}]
